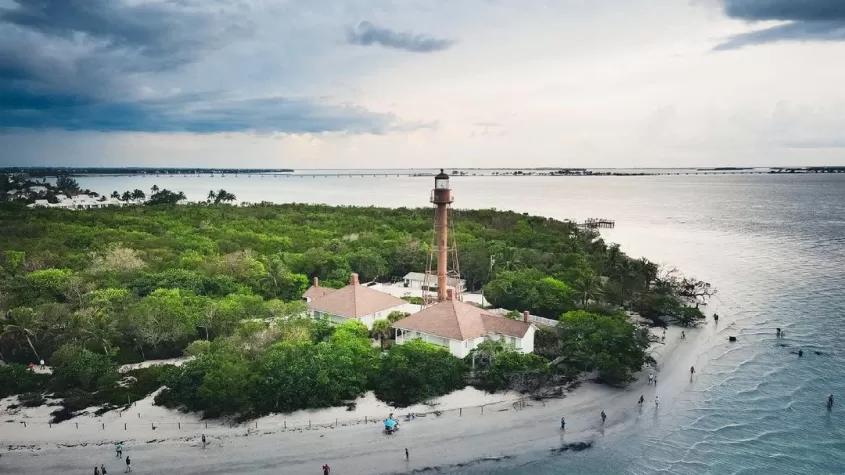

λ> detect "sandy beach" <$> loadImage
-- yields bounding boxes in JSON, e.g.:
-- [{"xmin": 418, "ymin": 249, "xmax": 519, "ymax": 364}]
[{"xmin": 0, "ymin": 326, "xmax": 703, "ymax": 474}]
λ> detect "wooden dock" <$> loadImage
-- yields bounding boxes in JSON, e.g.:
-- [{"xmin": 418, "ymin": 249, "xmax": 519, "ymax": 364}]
[{"xmin": 579, "ymin": 218, "xmax": 615, "ymax": 229}]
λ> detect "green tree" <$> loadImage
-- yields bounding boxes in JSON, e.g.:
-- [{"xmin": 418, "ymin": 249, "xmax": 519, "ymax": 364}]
[
  {"xmin": 371, "ymin": 318, "xmax": 392, "ymax": 350},
  {"xmin": 386, "ymin": 311, "xmax": 410, "ymax": 324},
  {"xmin": 125, "ymin": 289, "xmax": 201, "ymax": 357},
  {"xmin": 50, "ymin": 344, "xmax": 118, "ymax": 391},
  {"xmin": 1, "ymin": 307, "xmax": 42, "ymax": 360},
  {"xmin": 572, "ymin": 271, "xmax": 603, "ymax": 307},
  {"xmin": 0, "ymin": 250, "xmax": 26, "ymax": 276},
  {"xmin": 372, "ymin": 339, "xmax": 468, "ymax": 407},
  {"xmin": 259, "ymin": 258, "xmax": 308, "ymax": 300},
  {"xmin": 549, "ymin": 310, "xmax": 652, "ymax": 385},
  {"xmin": 469, "ymin": 340, "xmax": 550, "ymax": 392},
  {"xmin": 55, "ymin": 175, "xmax": 80, "ymax": 194}
]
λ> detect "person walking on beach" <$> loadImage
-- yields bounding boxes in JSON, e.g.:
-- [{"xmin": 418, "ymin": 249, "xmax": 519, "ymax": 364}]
[
  {"xmin": 125, "ymin": 456, "xmax": 131, "ymax": 473},
  {"xmin": 101, "ymin": 464, "xmax": 107, "ymax": 475},
  {"xmin": 405, "ymin": 448, "xmax": 409, "ymax": 461},
  {"xmin": 638, "ymin": 395, "xmax": 644, "ymax": 406},
  {"xmin": 560, "ymin": 416, "xmax": 566, "ymax": 430},
  {"xmin": 653, "ymin": 375, "xmax": 658, "ymax": 387},
  {"xmin": 201, "ymin": 434, "xmax": 207, "ymax": 448},
  {"xmin": 322, "ymin": 463, "xmax": 331, "ymax": 475},
  {"xmin": 115, "ymin": 443, "xmax": 122, "ymax": 458},
  {"xmin": 690, "ymin": 366, "xmax": 695, "ymax": 379},
  {"xmin": 655, "ymin": 396, "xmax": 660, "ymax": 409},
  {"xmin": 648, "ymin": 372, "xmax": 654, "ymax": 385},
  {"xmin": 798, "ymin": 349, "xmax": 803, "ymax": 357},
  {"xmin": 713, "ymin": 313, "xmax": 719, "ymax": 322},
  {"xmin": 39, "ymin": 359, "xmax": 45, "ymax": 370},
  {"xmin": 600, "ymin": 410, "xmax": 607, "ymax": 424},
  {"xmin": 94, "ymin": 466, "xmax": 100, "ymax": 475},
  {"xmin": 681, "ymin": 330, "xmax": 686, "ymax": 339}
]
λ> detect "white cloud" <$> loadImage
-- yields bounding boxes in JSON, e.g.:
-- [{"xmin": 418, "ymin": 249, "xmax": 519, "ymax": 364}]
[{"xmin": 2, "ymin": 0, "xmax": 845, "ymax": 168}]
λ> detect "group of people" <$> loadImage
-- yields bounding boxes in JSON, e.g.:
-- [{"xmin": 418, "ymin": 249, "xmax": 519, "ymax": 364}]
[
  {"xmin": 638, "ymin": 395, "xmax": 659, "ymax": 408},
  {"xmin": 112, "ymin": 443, "xmax": 131, "ymax": 472}
]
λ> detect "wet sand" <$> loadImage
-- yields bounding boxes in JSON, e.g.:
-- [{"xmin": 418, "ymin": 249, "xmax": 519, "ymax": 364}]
[{"xmin": 0, "ymin": 327, "xmax": 700, "ymax": 474}]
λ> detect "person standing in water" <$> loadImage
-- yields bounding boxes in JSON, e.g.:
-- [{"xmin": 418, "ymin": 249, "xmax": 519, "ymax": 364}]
[
  {"xmin": 322, "ymin": 463, "xmax": 331, "ymax": 475},
  {"xmin": 776, "ymin": 328, "xmax": 781, "ymax": 337},
  {"xmin": 201, "ymin": 434, "xmax": 206, "ymax": 448},
  {"xmin": 405, "ymin": 448, "xmax": 409, "ymax": 461},
  {"xmin": 638, "ymin": 395, "xmax": 644, "ymax": 405},
  {"xmin": 560, "ymin": 416, "xmax": 566, "ymax": 430},
  {"xmin": 600, "ymin": 411, "xmax": 607, "ymax": 424},
  {"xmin": 798, "ymin": 349, "xmax": 803, "ymax": 357},
  {"xmin": 828, "ymin": 394, "xmax": 834, "ymax": 410}
]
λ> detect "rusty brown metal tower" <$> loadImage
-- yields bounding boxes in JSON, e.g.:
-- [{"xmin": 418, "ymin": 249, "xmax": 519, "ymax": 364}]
[{"xmin": 423, "ymin": 169, "xmax": 462, "ymax": 306}]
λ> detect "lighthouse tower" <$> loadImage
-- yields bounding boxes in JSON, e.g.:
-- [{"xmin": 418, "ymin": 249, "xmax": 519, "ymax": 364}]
[{"xmin": 423, "ymin": 169, "xmax": 461, "ymax": 305}]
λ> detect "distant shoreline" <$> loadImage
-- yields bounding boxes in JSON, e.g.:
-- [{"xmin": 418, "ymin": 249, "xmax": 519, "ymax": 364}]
[{"xmin": 4, "ymin": 166, "xmax": 844, "ymax": 178}]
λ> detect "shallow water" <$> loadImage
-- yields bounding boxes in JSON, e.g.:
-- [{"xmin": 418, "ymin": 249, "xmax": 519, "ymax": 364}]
[{"xmin": 76, "ymin": 173, "xmax": 845, "ymax": 474}]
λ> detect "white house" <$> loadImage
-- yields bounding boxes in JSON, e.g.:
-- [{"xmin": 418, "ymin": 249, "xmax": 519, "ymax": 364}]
[
  {"xmin": 304, "ymin": 273, "xmax": 414, "ymax": 330},
  {"xmin": 393, "ymin": 291, "xmax": 536, "ymax": 359},
  {"xmin": 27, "ymin": 194, "xmax": 129, "ymax": 210},
  {"xmin": 402, "ymin": 271, "xmax": 466, "ymax": 293}
]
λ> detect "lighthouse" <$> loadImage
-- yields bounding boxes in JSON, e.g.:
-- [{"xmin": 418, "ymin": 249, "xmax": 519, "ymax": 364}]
[{"xmin": 431, "ymin": 169, "xmax": 454, "ymax": 302}]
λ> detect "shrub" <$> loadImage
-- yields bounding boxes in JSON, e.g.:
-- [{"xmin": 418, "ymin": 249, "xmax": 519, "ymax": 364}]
[
  {"xmin": 19, "ymin": 392, "xmax": 46, "ymax": 407},
  {"xmin": 50, "ymin": 344, "xmax": 118, "ymax": 392},
  {"xmin": 0, "ymin": 364, "xmax": 49, "ymax": 398},
  {"xmin": 372, "ymin": 340, "xmax": 468, "ymax": 407}
]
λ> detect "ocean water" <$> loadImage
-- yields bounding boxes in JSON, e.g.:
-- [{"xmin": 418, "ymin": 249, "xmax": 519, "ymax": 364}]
[{"xmin": 74, "ymin": 173, "xmax": 845, "ymax": 474}]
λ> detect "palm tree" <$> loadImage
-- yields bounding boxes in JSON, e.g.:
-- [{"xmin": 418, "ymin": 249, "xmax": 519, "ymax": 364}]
[
  {"xmin": 573, "ymin": 271, "xmax": 603, "ymax": 307},
  {"xmin": 207, "ymin": 190, "xmax": 216, "ymax": 203},
  {"xmin": 1, "ymin": 308, "xmax": 41, "ymax": 361},
  {"xmin": 216, "ymin": 189, "xmax": 236, "ymax": 203},
  {"xmin": 371, "ymin": 318, "xmax": 393, "ymax": 350},
  {"xmin": 151, "ymin": 184, "xmax": 159, "ymax": 194},
  {"xmin": 260, "ymin": 258, "xmax": 290, "ymax": 298},
  {"xmin": 79, "ymin": 309, "xmax": 118, "ymax": 355}
]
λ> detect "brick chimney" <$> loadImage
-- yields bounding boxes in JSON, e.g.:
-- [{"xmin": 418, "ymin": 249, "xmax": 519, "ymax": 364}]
[
  {"xmin": 350, "ymin": 273, "xmax": 359, "ymax": 285},
  {"xmin": 313, "ymin": 277, "xmax": 319, "ymax": 287},
  {"xmin": 446, "ymin": 288, "xmax": 454, "ymax": 301},
  {"xmin": 523, "ymin": 311, "xmax": 529, "ymax": 323}
]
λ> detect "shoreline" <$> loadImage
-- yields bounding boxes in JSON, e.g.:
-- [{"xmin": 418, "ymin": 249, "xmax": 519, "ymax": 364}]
[{"xmin": 0, "ymin": 325, "xmax": 706, "ymax": 474}]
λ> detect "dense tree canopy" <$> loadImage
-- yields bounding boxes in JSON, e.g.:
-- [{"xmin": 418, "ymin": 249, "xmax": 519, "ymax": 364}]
[{"xmin": 0, "ymin": 201, "xmax": 707, "ymax": 420}]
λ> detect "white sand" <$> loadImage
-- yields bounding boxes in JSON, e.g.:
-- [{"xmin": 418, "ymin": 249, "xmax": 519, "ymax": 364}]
[{"xmin": 0, "ymin": 326, "xmax": 704, "ymax": 475}]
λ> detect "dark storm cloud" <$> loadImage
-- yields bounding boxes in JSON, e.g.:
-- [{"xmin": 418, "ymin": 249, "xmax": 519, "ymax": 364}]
[
  {"xmin": 0, "ymin": 0, "xmax": 395, "ymax": 133},
  {"xmin": 716, "ymin": 0, "xmax": 845, "ymax": 50},
  {"xmin": 0, "ymin": 86, "xmax": 396, "ymax": 133},
  {"xmin": 347, "ymin": 21, "xmax": 454, "ymax": 53}
]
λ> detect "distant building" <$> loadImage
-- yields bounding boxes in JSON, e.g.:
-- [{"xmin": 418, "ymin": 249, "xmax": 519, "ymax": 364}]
[
  {"xmin": 27, "ymin": 194, "xmax": 130, "ymax": 210},
  {"xmin": 393, "ymin": 290, "xmax": 536, "ymax": 358},
  {"xmin": 402, "ymin": 271, "xmax": 465, "ymax": 293},
  {"xmin": 305, "ymin": 273, "xmax": 415, "ymax": 329}
]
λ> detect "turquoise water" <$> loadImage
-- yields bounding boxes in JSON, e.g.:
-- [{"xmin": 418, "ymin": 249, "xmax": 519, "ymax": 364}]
[{"xmin": 75, "ymin": 173, "xmax": 845, "ymax": 474}]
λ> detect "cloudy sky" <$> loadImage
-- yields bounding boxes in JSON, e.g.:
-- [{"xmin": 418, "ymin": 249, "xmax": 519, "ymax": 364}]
[{"xmin": 2, "ymin": 0, "xmax": 844, "ymax": 169}]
